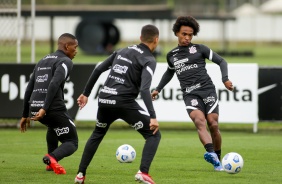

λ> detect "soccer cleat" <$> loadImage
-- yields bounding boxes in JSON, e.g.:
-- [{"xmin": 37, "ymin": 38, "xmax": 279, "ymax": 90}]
[
  {"xmin": 46, "ymin": 165, "xmax": 53, "ymax": 171},
  {"xmin": 204, "ymin": 152, "xmax": 224, "ymax": 171},
  {"xmin": 135, "ymin": 170, "xmax": 155, "ymax": 184},
  {"xmin": 43, "ymin": 154, "xmax": 66, "ymax": 174},
  {"xmin": 214, "ymin": 164, "xmax": 224, "ymax": 171},
  {"xmin": 74, "ymin": 172, "xmax": 85, "ymax": 184}
]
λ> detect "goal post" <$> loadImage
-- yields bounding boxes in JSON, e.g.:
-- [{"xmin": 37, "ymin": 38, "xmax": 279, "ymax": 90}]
[
  {"xmin": 0, "ymin": 0, "xmax": 35, "ymax": 63},
  {"xmin": 17, "ymin": 0, "xmax": 21, "ymax": 63}
]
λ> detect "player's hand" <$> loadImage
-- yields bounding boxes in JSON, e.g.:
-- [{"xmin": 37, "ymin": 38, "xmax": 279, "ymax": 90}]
[
  {"xmin": 31, "ymin": 109, "xmax": 46, "ymax": 121},
  {"xmin": 77, "ymin": 94, "xmax": 88, "ymax": 110},
  {"xmin": 224, "ymin": 80, "xmax": 234, "ymax": 91},
  {"xmin": 151, "ymin": 90, "xmax": 159, "ymax": 101},
  {"xmin": 19, "ymin": 117, "xmax": 30, "ymax": 133},
  {"xmin": 150, "ymin": 118, "xmax": 159, "ymax": 135}
]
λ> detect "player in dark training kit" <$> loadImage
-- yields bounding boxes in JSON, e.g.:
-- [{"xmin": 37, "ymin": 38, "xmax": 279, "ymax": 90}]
[
  {"xmin": 20, "ymin": 33, "xmax": 79, "ymax": 175},
  {"xmin": 74, "ymin": 24, "xmax": 161, "ymax": 184},
  {"xmin": 151, "ymin": 16, "xmax": 234, "ymax": 171}
]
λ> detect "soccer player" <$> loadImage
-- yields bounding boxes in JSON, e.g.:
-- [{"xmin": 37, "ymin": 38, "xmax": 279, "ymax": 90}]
[
  {"xmin": 74, "ymin": 24, "xmax": 161, "ymax": 184},
  {"xmin": 151, "ymin": 16, "xmax": 234, "ymax": 171},
  {"xmin": 19, "ymin": 33, "xmax": 79, "ymax": 174}
]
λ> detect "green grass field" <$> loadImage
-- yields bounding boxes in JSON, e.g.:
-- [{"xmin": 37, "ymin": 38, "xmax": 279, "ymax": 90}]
[{"xmin": 0, "ymin": 122, "xmax": 282, "ymax": 184}]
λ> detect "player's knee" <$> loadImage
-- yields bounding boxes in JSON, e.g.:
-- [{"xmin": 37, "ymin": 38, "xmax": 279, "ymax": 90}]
[
  {"xmin": 68, "ymin": 139, "xmax": 78, "ymax": 153},
  {"xmin": 208, "ymin": 121, "xmax": 219, "ymax": 131},
  {"xmin": 152, "ymin": 130, "xmax": 161, "ymax": 141},
  {"xmin": 142, "ymin": 130, "xmax": 161, "ymax": 140},
  {"xmin": 193, "ymin": 116, "xmax": 206, "ymax": 125},
  {"xmin": 73, "ymin": 140, "xmax": 78, "ymax": 151}
]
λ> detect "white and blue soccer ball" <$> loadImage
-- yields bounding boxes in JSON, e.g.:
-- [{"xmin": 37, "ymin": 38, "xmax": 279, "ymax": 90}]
[
  {"xmin": 116, "ymin": 144, "xmax": 136, "ymax": 163},
  {"xmin": 222, "ymin": 152, "xmax": 244, "ymax": 174}
]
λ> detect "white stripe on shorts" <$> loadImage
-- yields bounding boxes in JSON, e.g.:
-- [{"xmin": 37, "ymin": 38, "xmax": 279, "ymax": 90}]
[
  {"xmin": 139, "ymin": 110, "xmax": 150, "ymax": 116},
  {"xmin": 69, "ymin": 119, "xmax": 76, "ymax": 127},
  {"xmin": 186, "ymin": 106, "xmax": 198, "ymax": 110},
  {"xmin": 208, "ymin": 99, "xmax": 219, "ymax": 114}
]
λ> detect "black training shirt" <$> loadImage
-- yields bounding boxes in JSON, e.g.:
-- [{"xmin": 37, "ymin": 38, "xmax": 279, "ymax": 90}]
[
  {"xmin": 83, "ymin": 43, "xmax": 157, "ymax": 118},
  {"xmin": 22, "ymin": 50, "xmax": 73, "ymax": 117},
  {"xmin": 156, "ymin": 43, "xmax": 229, "ymax": 96}
]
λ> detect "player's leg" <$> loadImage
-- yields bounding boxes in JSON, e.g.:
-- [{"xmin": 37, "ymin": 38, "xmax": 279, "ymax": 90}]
[
  {"xmin": 185, "ymin": 95, "xmax": 212, "ymax": 146},
  {"xmin": 45, "ymin": 127, "xmax": 58, "ymax": 171},
  {"xmin": 49, "ymin": 111, "xmax": 78, "ymax": 161},
  {"xmin": 190, "ymin": 109, "xmax": 212, "ymax": 145},
  {"xmin": 204, "ymin": 92, "xmax": 222, "ymax": 160},
  {"xmin": 46, "ymin": 127, "xmax": 58, "ymax": 153},
  {"xmin": 206, "ymin": 113, "xmax": 222, "ymax": 160},
  {"xmin": 42, "ymin": 110, "xmax": 78, "ymax": 174},
  {"xmin": 205, "ymin": 112, "xmax": 223, "ymax": 171},
  {"xmin": 185, "ymin": 95, "xmax": 223, "ymax": 171},
  {"xmin": 120, "ymin": 103, "xmax": 160, "ymax": 183},
  {"xmin": 75, "ymin": 107, "xmax": 117, "ymax": 183},
  {"xmin": 203, "ymin": 93, "xmax": 223, "ymax": 171}
]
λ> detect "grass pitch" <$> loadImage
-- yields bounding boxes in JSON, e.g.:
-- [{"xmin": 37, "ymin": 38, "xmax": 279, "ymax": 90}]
[{"xmin": 0, "ymin": 122, "xmax": 281, "ymax": 184}]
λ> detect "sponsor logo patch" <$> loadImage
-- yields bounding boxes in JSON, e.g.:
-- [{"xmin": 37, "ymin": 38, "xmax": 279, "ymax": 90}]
[
  {"xmin": 54, "ymin": 127, "xmax": 69, "ymax": 136},
  {"xmin": 131, "ymin": 121, "xmax": 143, "ymax": 130}
]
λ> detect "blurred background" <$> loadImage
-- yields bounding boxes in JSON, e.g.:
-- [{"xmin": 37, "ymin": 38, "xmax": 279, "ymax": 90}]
[{"xmin": 0, "ymin": 0, "xmax": 281, "ymax": 64}]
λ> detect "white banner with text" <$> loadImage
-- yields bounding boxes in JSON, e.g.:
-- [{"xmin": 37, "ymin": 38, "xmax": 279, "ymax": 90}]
[{"xmin": 76, "ymin": 63, "xmax": 258, "ymax": 127}]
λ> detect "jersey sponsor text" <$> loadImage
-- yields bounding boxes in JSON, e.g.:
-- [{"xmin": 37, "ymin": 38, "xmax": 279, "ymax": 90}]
[
  {"xmin": 176, "ymin": 64, "xmax": 198, "ymax": 75},
  {"xmin": 36, "ymin": 74, "xmax": 48, "ymax": 83},
  {"xmin": 185, "ymin": 83, "xmax": 201, "ymax": 93},
  {"xmin": 113, "ymin": 64, "xmax": 128, "ymax": 74},
  {"xmin": 98, "ymin": 98, "xmax": 116, "ymax": 104},
  {"xmin": 100, "ymin": 86, "xmax": 118, "ymax": 95},
  {"xmin": 54, "ymin": 127, "xmax": 69, "ymax": 136}
]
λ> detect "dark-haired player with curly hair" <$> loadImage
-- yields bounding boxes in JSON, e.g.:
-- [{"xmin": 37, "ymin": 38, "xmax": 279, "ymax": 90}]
[{"xmin": 151, "ymin": 16, "xmax": 234, "ymax": 171}]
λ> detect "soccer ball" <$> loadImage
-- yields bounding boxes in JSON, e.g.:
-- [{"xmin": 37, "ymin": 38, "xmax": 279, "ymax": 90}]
[
  {"xmin": 116, "ymin": 144, "xmax": 136, "ymax": 163},
  {"xmin": 222, "ymin": 152, "xmax": 244, "ymax": 174}
]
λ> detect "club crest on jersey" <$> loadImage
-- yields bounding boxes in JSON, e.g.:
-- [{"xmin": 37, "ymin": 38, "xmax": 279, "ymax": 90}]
[
  {"xmin": 189, "ymin": 46, "xmax": 197, "ymax": 54},
  {"xmin": 191, "ymin": 99, "xmax": 198, "ymax": 106}
]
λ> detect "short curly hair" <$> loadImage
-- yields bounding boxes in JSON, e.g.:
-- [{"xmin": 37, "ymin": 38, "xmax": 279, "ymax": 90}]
[{"xmin": 172, "ymin": 16, "xmax": 200, "ymax": 36}]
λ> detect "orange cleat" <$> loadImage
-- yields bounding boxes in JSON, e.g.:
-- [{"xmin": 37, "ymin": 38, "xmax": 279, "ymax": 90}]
[
  {"xmin": 135, "ymin": 170, "xmax": 155, "ymax": 184},
  {"xmin": 43, "ymin": 154, "xmax": 66, "ymax": 174}
]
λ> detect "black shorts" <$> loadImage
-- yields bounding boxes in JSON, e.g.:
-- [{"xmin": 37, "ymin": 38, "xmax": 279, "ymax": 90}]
[
  {"xmin": 39, "ymin": 110, "xmax": 78, "ymax": 142},
  {"xmin": 184, "ymin": 91, "xmax": 219, "ymax": 115},
  {"xmin": 97, "ymin": 101, "xmax": 154, "ymax": 137}
]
